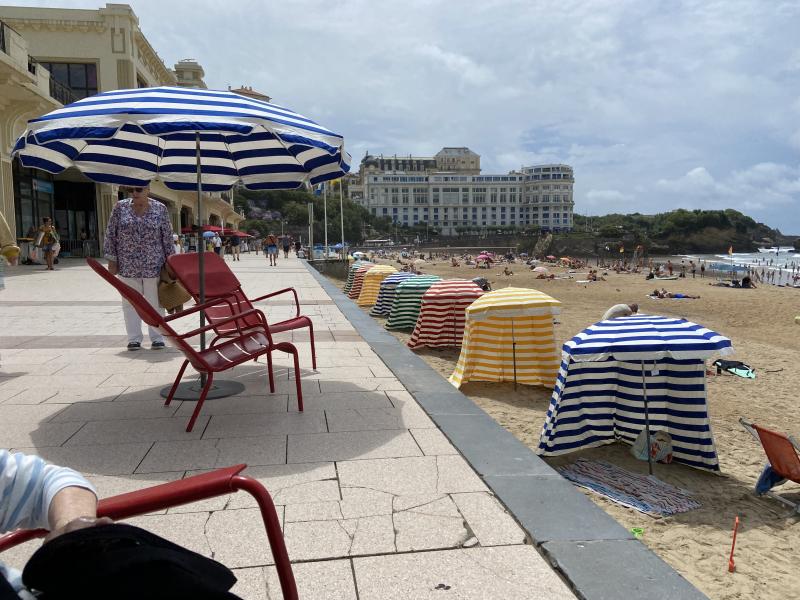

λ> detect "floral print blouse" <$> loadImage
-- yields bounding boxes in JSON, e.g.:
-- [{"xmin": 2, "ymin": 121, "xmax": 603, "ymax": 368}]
[{"xmin": 103, "ymin": 198, "xmax": 175, "ymax": 278}]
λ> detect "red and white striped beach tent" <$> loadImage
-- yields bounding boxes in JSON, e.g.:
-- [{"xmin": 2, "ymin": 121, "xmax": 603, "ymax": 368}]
[
  {"xmin": 347, "ymin": 264, "xmax": 377, "ymax": 300},
  {"xmin": 407, "ymin": 280, "xmax": 485, "ymax": 349}
]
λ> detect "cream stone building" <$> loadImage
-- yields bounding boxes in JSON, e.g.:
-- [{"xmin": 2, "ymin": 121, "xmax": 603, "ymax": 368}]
[
  {"xmin": 0, "ymin": 3, "xmax": 241, "ymax": 257},
  {"xmin": 349, "ymin": 148, "xmax": 574, "ymax": 235}
]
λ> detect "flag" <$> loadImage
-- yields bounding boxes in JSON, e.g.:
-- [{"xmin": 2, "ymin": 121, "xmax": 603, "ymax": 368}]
[{"xmin": 728, "ymin": 246, "xmax": 733, "ymax": 256}]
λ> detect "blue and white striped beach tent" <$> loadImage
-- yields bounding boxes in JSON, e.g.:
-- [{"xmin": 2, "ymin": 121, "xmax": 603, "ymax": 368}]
[
  {"xmin": 12, "ymin": 86, "xmax": 350, "ymax": 191},
  {"xmin": 538, "ymin": 315, "xmax": 733, "ymax": 471}
]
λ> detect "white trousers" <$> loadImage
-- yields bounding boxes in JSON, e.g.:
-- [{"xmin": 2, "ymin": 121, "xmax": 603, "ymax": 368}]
[{"xmin": 119, "ymin": 276, "xmax": 164, "ymax": 344}]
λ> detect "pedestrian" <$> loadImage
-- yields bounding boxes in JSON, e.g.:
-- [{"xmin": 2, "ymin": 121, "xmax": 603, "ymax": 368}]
[
  {"xmin": 266, "ymin": 232, "xmax": 278, "ymax": 266},
  {"xmin": 172, "ymin": 233, "xmax": 182, "ymax": 255},
  {"xmin": 700, "ymin": 262, "xmax": 706, "ymax": 278},
  {"xmin": 103, "ymin": 183, "xmax": 175, "ymax": 351},
  {"xmin": 294, "ymin": 239, "xmax": 301, "ymax": 254},
  {"xmin": 36, "ymin": 216, "xmax": 59, "ymax": 271},
  {"xmin": 230, "ymin": 233, "xmax": 241, "ymax": 261},
  {"xmin": 690, "ymin": 260, "xmax": 696, "ymax": 278},
  {"xmin": 666, "ymin": 260, "xmax": 673, "ymax": 276},
  {"xmin": 212, "ymin": 233, "xmax": 222, "ymax": 256},
  {"xmin": 282, "ymin": 235, "xmax": 291, "ymax": 258},
  {"xmin": 254, "ymin": 237, "xmax": 260, "ymax": 255},
  {"xmin": 602, "ymin": 303, "xmax": 639, "ymax": 320}
]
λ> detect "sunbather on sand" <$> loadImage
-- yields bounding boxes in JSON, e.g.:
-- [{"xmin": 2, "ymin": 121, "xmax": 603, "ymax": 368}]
[{"xmin": 652, "ymin": 288, "xmax": 700, "ymax": 299}]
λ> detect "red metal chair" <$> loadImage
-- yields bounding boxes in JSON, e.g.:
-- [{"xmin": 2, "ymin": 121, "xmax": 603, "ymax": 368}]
[
  {"xmin": 0, "ymin": 464, "xmax": 298, "ymax": 600},
  {"xmin": 87, "ymin": 258, "xmax": 303, "ymax": 432},
  {"xmin": 167, "ymin": 252, "xmax": 317, "ymax": 369}
]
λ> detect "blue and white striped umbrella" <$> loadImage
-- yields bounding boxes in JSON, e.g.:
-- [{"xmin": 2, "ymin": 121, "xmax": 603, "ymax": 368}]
[
  {"xmin": 564, "ymin": 315, "xmax": 733, "ymax": 362},
  {"xmin": 538, "ymin": 315, "xmax": 733, "ymax": 472},
  {"xmin": 11, "ymin": 86, "xmax": 350, "ymax": 191}
]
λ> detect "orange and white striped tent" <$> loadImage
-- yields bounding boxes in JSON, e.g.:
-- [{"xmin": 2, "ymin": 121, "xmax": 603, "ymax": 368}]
[
  {"xmin": 357, "ymin": 265, "xmax": 398, "ymax": 307},
  {"xmin": 449, "ymin": 287, "xmax": 561, "ymax": 388},
  {"xmin": 347, "ymin": 264, "xmax": 376, "ymax": 300},
  {"xmin": 407, "ymin": 279, "xmax": 484, "ymax": 349},
  {"xmin": 343, "ymin": 261, "xmax": 371, "ymax": 295}
]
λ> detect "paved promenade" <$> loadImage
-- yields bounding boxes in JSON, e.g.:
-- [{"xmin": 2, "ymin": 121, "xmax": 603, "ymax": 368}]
[{"xmin": 0, "ymin": 253, "xmax": 573, "ymax": 599}]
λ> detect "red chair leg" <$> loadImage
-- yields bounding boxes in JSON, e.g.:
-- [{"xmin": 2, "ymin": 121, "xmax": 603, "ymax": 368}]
[
  {"xmin": 266, "ymin": 350, "xmax": 275, "ymax": 393},
  {"xmin": 290, "ymin": 347, "xmax": 303, "ymax": 412},
  {"xmin": 231, "ymin": 475, "xmax": 298, "ymax": 600},
  {"xmin": 186, "ymin": 372, "xmax": 213, "ymax": 432},
  {"xmin": 308, "ymin": 321, "xmax": 317, "ymax": 370},
  {"xmin": 165, "ymin": 360, "xmax": 190, "ymax": 406}
]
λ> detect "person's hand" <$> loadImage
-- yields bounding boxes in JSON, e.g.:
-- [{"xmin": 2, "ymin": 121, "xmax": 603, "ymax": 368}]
[
  {"xmin": 44, "ymin": 516, "xmax": 114, "ymax": 543},
  {"xmin": 107, "ymin": 261, "xmax": 118, "ymax": 275}
]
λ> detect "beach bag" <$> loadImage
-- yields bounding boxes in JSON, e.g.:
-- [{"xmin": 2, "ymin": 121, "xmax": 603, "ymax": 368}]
[
  {"xmin": 158, "ymin": 266, "xmax": 192, "ymax": 311},
  {"xmin": 22, "ymin": 523, "xmax": 241, "ymax": 599},
  {"xmin": 631, "ymin": 429, "xmax": 673, "ymax": 464},
  {"xmin": 51, "ymin": 242, "xmax": 61, "ymax": 257},
  {"xmin": 34, "ymin": 231, "xmax": 44, "ymax": 247}
]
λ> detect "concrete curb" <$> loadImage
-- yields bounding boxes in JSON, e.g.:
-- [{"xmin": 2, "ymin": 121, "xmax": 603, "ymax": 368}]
[{"xmin": 304, "ymin": 262, "xmax": 707, "ymax": 600}]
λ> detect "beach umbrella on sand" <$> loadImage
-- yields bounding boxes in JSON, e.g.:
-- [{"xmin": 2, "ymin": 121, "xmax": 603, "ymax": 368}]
[
  {"xmin": 546, "ymin": 255, "xmax": 556, "ymax": 260},
  {"xmin": 538, "ymin": 315, "xmax": 732, "ymax": 474},
  {"xmin": 533, "ymin": 266, "xmax": 549, "ymax": 274},
  {"xmin": 13, "ymin": 86, "xmax": 350, "ymax": 415},
  {"xmin": 449, "ymin": 287, "xmax": 561, "ymax": 390}
]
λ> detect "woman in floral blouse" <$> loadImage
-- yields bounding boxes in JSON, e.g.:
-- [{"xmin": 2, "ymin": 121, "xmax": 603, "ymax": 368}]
[{"xmin": 103, "ymin": 184, "xmax": 175, "ymax": 351}]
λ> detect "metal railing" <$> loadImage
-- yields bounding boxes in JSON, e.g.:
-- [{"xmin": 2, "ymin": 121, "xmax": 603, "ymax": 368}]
[{"xmin": 48, "ymin": 77, "xmax": 79, "ymax": 105}]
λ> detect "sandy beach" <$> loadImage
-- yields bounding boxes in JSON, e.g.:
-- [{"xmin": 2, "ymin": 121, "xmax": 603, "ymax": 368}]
[{"xmin": 332, "ymin": 256, "xmax": 800, "ymax": 600}]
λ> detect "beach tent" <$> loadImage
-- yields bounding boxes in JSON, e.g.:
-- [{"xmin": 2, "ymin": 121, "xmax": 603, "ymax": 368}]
[
  {"xmin": 357, "ymin": 265, "xmax": 398, "ymax": 307},
  {"xmin": 343, "ymin": 261, "xmax": 370, "ymax": 295},
  {"xmin": 348, "ymin": 264, "xmax": 377, "ymax": 300},
  {"xmin": 369, "ymin": 272, "xmax": 418, "ymax": 317},
  {"xmin": 537, "ymin": 315, "xmax": 732, "ymax": 473},
  {"xmin": 385, "ymin": 275, "xmax": 442, "ymax": 330},
  {"xmin": 408, "ymin": 280, "xmax": 485, "ymax": 349},
  {"xmin": 449, "ymin": 287, "xmax": 561, "ymax": 388}
]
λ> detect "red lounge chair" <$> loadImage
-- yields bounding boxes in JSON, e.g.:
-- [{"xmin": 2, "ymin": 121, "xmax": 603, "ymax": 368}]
[
  {"xmin": 87, "ymin": 258, "xmax": 303, "ymax": 432},
  {"xmin": 740, "ymin": 418, "xmax": 800, "ymax": 512},
  {"xmin": 167, "ymin": 252, "xmax": 317, "ymax": 369},
  {"xmin": 0, "ymin": 464, "xmax": 298, "ymax": 600}
]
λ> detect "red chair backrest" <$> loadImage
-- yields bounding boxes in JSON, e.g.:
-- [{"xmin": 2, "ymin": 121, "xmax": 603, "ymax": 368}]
[
  {"xmin": 168, "ymin": 252, "xmax": 241, "ymax": 298},
  {"xmin": 86, "ymin": 259, "xmax": 203, "ymax": 366},
  {"xmin": 755, "ymin": 424, "xmax": 800, "ymax": 483},
  {"xmin": 168, "ymin": 253, "xmax": 262, "ymax": 333}
]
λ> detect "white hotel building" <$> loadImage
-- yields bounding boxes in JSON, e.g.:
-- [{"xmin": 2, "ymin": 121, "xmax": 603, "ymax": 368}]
[{"xmin": 347, "ymin": 147, "xmax": 574, "ymax": 236}]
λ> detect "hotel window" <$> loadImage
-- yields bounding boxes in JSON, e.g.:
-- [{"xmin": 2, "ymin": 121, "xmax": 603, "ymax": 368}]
[
  {"xmin": 490, "ymin": 192, "xmax": 497, "ymax": 204},
  {"xmin": 543, "ymin": 195, "xmax": 550, "ymax": 202},
  {"xmin": 39, "ymin": 62, "xmax": 98, "ymax": 99}
]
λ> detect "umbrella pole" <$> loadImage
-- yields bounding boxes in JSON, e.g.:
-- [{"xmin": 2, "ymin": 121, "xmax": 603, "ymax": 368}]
[
  {"xmin": 641, "ymin": 361, "xmax": 653, "ymax": 475},
  {"xmin": 196, "ymin": 132, "xmax": 206, "ymax": 356},
  {"xmin": 511, "ymin": 318, "xmax": 517, "ymax": 390}
]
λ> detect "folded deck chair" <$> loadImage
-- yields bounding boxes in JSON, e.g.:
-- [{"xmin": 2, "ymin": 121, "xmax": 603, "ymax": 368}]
[{"xmin": 740, "ymin": 418, "xmax": 800, "ymax": 513}]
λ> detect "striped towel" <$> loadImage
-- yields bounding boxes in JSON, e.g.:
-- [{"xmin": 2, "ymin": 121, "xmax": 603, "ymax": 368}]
[{"xmin": 558, "ymin": 458, "xmax": 701, "ymax": 516}]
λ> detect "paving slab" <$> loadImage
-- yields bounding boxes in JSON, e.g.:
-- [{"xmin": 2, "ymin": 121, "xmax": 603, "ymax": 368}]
[
  {"xmin": 352, "ymin": 545, "xmax": 575, "ymax": 600},
  {"xmin": 265, "ymin": 559, "xmax": 357, "ymax": 600},
  {"xmin": 287, "ymin": 430, "xmax": 423, "ymax": 463}
]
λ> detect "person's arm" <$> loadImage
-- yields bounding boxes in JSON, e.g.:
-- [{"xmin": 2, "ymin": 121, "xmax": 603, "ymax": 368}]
[
  {"xmin": 160, "ymin": 206, "xmax": 176, "ymax": 261},
  {"xmin": 0, "ymin": 450, "xmax": 104, "ymax": 536},
  {"xmin": 104, "ymin": 202, "xmax": 121, "ymax": 275}
]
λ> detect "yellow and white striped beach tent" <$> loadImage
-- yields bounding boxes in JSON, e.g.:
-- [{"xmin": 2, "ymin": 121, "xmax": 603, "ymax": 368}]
[
  {"xmin": 449, "ymin": 287, "xmax": 562, "ymax": 388},
  {"xmin": 357, "ymin": 265, "xmax": 398, "ymax": 307}
]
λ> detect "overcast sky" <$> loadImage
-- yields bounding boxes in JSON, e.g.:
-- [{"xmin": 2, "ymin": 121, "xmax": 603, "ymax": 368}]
[{"xmin": 15, "ymin": 0, "xmax": 800, "ymax": 233}]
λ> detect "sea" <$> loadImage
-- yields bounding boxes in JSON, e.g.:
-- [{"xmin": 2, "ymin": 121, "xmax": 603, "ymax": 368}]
[{"xmin": 671, "ymin": 247, "xmax": 800, "ymax": 286}]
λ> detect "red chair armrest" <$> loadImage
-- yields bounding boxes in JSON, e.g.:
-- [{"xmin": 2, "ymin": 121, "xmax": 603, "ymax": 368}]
[
  {"xmin": 163, "ymin": 294, "xmax": 239, "ymax": 323},
  {"xmin": 180, "ymin": 308, "xmax": 267, "ymax": 340},
  {"xmin": 251, "ymin": 287, "xmax": 301, "ymax": 318}
]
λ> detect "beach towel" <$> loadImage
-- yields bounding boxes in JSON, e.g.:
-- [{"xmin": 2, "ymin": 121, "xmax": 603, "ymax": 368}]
[
  {"xmin": 558, "ymin": 458, "xmax": 701, "ymax": 516},
  {"xmin": 713, "ymin": 359, "xmax": 755, "ymax": 379}
]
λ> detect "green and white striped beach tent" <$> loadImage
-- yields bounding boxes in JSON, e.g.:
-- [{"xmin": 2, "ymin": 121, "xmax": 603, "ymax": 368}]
[
  {"xmin": 343, "ymin": 261, "xmax": 371, "ymax": 295},
  {"xmin": 385, "ymin": 275, "xmax": 442, "ymax": 330}
]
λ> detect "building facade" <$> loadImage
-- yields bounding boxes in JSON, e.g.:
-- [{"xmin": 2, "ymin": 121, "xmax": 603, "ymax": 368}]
[
  {"xmin": 349, "ymin": 148, "xmax": 574, "ymax": 235},
  {"xmin": 0, "ymin": 3, "xmax": 241, "ymax": 257}
]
